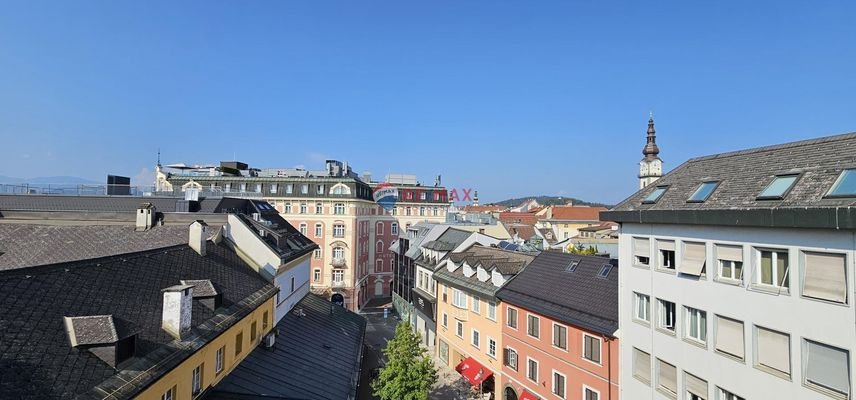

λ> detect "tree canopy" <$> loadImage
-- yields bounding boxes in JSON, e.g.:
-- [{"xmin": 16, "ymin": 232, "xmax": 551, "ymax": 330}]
[{"xmin": 372, "ymin": 322, "xmax": 438, "ymax": 400}]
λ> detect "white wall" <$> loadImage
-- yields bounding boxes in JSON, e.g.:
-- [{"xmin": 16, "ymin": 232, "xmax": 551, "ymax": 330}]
[
  {"xmin": 274, "ymin": 255, "xmax": 311, "ymax": 323},
  {"xmin": 619, "ymin": 222, "xmax": 856, "ymax": 400},
  {"xmin": 225, "ymin": 214, "xmax": 281, "ymax": 275}
]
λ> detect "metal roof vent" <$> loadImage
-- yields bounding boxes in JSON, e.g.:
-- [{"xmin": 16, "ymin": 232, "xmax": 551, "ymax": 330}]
[
  {"xmin": 181, "ymin": 279, "xmax": 222, "ymax": 310},
  {"xmin": 64, "ymin": 315, "xmax": 137, "ymax": 368}
]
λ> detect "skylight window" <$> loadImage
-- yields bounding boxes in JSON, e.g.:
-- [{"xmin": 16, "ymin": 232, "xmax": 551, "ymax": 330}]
[
  {"xmin": 642, "ymin": 186, "xmax": 668, "ymax": 204},
  {"xmin": 566, "ymin": 261, "xmax": 579, "ymax": 272},
  {"xmin": 827, "ymin": 169, "xmax": 856, "ymax": 197},
  {"xmin": 757, "ymin": 174, "xmax": 799, "ymax": 199},
  {"xmin": 598, "ymin": 264, "xmax": 612, "ymax": 278},
  {"xmin": 687, "ymin": 181, "xmax": 720, "ymax": 203}
]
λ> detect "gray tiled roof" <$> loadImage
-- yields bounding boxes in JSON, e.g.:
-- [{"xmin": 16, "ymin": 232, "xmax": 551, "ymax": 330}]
[
  {"xmin": 496, "ymin": 251, "xmax": 618, "ymax": 336},
  {"xmin": 433, "ymin": 245, "xmax": 535, "ymax": 298},
  {"xmin": 0, "ymin": 194, "xmax": 219, "ymax": 213},
  {"xmin": 0, "ymin": 243, "xmax": 275, "ymax": 399},
  {"xmin": 0, "ymin": 224, "xmax": 189, "ymax": 270},
  {"xmin": 208, "ymin": 293, "xmax": 366, "ymax": 400}
]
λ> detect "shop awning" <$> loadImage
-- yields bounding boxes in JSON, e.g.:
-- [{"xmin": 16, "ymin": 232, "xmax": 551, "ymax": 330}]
[
  {"xmin": 455, "ymin": 357, "xmax": 493, "ymax": 386},
  {"xmin": 519, "ymin": 390, "xmax": 539, "ymax": 400}
]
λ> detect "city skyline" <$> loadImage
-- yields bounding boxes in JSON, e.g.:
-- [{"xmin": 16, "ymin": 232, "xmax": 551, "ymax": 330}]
[{"xmin": 2, "ymin": 1, "xmax": 855, "ymax": 204}]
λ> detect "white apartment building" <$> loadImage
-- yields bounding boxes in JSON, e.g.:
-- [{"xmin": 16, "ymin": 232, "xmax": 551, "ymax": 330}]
[{"xmin": 604, "ymin": 132, "xmax": 856, "ymax": 400}]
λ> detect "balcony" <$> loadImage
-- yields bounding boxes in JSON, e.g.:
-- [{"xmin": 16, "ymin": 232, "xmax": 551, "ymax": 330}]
[
  {"xmin": 331, "ymin": 258, "xmax": 347, "ymax": 268},
  {"xmin": 332, "ymin": 280, "xmax": 346, "ymax": 288}
]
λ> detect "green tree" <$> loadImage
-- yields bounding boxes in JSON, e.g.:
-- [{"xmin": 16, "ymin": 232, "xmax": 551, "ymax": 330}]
[{"xmin": 372, "ymin": 322, "xmax": 438, "ymax": 400}]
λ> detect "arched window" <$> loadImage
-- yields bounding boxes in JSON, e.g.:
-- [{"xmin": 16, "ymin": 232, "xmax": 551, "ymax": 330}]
[
  {"xmin": 331, "ymin": 184, "xmax": 351, "ymax": 195},
  {"xmin": 284, "ymin": 202, "xmax": 292, "ymax": 213},
  {"xmin": 391, "ymin": 223, "xmax": 399, "ymax": 235},
  {"xmin": 315, "ymin": 202, "xmax": 323, "ymax": 214},
  {"xmin": 376, "ymin": 241, "xmax": 384, "ymax": 253},
  {"xmin": 376, "ymin": 259, "xmax": 383, "ymax": 272},
  {"xmin": 376, "ymin": 222, "xmax": 384, "ymax": 235},
  {"xmin": 334, "ymin": 203, "xmax": 346, "ymax": 215}
]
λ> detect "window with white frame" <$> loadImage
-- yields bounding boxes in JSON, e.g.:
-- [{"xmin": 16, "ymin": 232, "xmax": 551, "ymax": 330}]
[
  {"xmin": 420, "ymin": 192, "xmax": 427, "ymax": 200},
  {"xmin": 334, "ymin": 203, "xmax": 345, "ymax": 215},
  {"xmin": 332, "ymin": 247, "xmax": 344, "ymax": 260},
  {"xmin": 471, "ymin": 295, "xmax": 480, "ymax": 314},
  {"xmin": 313, "ymin": 269, "xmax": 321, "ymax": 282},
  {"xmin": 755, "ymin": 248, "xmax": 789, "ymax": 290},
  {"xmin": 714, "ymin": 315, "xmax": 744, "ymax": 360},
  {"xmin": 300, "ymin": 184, "xmax": 308, "ymax": 194},
  {"xmin": 583, "ymin": 334, "xmax": 601, "ymax": 363},
  {"xmin": 269, "ymin": 183, "xmax": 278, "ymax": 193},
  {"xmin": 471, "ymin": 329, "xmax": 480, "ymax": 348},
  {"xmin": 239, "ymin": 183, "xmax": 247, "ymax": 192},
  {"xmin": 315, "ymin": 223, "xmax": 323, "ymax": 237},
  {"xmin": 191, "ymin": 363, "xmax": 203, "ymax": 395},
  {"xmin": 658, "ymin": 239, "xmax": 676, "ymax": 270},
  {"xmin": 527, "ymin": 358, "xmax": 538, "ymax": 382},
  {"xmin": 317, "ymin": 184, "xmax": 325, "ymax": 194},
  {"xmin": 215, "ymin": 346, "xmax": 224, "ymax": 374},
  {"xmin": 442, "ymin": 312, "xmax": 448, "ymax": 327},
  {"xmin": 391, "ymin": 223, "xmax": 398, "ymax": 235},
  {"xmin": 685, "ymin": 306, "xmax": 707, "ymax": 344},
  {"xmin": 755, "ymin": 325, "xmax": 790, "ymax": 378},
  {"xmin": 488, "ymin": 337, "xmax": 496, "ymax": 358},
  {"xmin": 433, "ymin": 206, "xmax": 438, "ymax": 216},
  {"xmin": 802, "ymin": 251, "xmax": 847, "ymax": 304},
  {"xmin": 633, "ymin": 237, "xmax": 651, "ymax": 267},
  {"xmin": 299, "ymin": 223, "xmax": 307, "ymax": 235},
  {"xmin": 803, "ymin": 339, "xmax": 850, "ymax": 397},
  {"xmin": 584, "ymin": 387, "xmax": 599, "ymax": 400},
  {"xmin": 376, "ymin": 259, "xmax": 383, "ymax": 273},
  {"xmin": 487, "ymin": 301, "xmax": 496, "ymax": 321},
  {"xmin": 552, "ymin": 324, "xmax": 567, "ymax": 350},
  {"xmin": 656, "ymin": 358, "xmax": 677, "ymax": 399},
  {"xmin": 716, "ymin": 244, "xmax": 743, "ymax": 282},
  {"xmin": 285, "ymin": 184, "xmax": 293, "ymax": 194},
  {"xmin": 456, "ymin": 321, "xmax": 463, "ymax": 337},
  {"xmin": 299, "ymin": 202, "xmax": 307, "ymax": 214},
  {"xmin": 685, "ymin": 372, "xmax": 707, "ymax": 400},
  {"xmin": 634, "ymin": 292, "xmax": 650, "ymax": 323},
  {"xmin": 419, "ymin": 206, "xmax": 425, "ymax": 216},
  {"xmin": 161, "ymin": 386, "xmax": 175, "ymax": 400},
  {"xmin": 657, "ymin": 299, "xmax": 676, "ymax": 333},
  {"xmin": 315, "ymin": 202, "xmax": 323, "ymax": 214},
  {"xmin": 313, "ymin": 249, "xmax": 322, "ymax": 259},
  {"xmin": 527, "ymin": 314, "xmax": 540, "ymax": 338},
  {"xmin": 332, "ymin": 269, "xmax": 344, "ymax": 283},
  {"xmin": 452, "ymin": 289, "xmax": 467, "ymax": 308},
  {"xmin": 716, "ymin": 387, "xmax": 745, "ymax": 400},
  {"xmin": 552, "ymin": 371, "xmax": 566, "ymax": 398},
  {"xmin": 633, "ymin": 348, "xmax": 651, "ymax": 384},
  {"xmin": 507, "ymin": 307, "xmax": 518, "ymax": 329},
  {"xmin": 504, "ymin": 347, "xmax": 518, "ymax": 370},
  {"xmin": 284, "ymin": 202, "xmax": 292, "ymax": 213},
  {"xmin": 333, "ymin": 224, "xmax": 345, "ymax": 237}
]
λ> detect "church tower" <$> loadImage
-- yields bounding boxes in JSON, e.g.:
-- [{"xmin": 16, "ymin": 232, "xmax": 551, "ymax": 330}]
[{"xmin": 639, "ymin": 114, "xmax": 663, "ymax": 189}]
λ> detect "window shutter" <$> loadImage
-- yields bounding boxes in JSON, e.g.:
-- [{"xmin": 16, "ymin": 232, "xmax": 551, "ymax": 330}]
[
  {"xmin": 715, "ymin": 316, "xmax": 744, "ymax": 359},
  {"xmin": 685, "ymin": 373, "xmax": 708, "ymax": 398},
  {"xmin": 679, "ymin": 242, "xmax": 707, "ymax": 276},
  {"xmin": 633, "ymin": 237, "xmax": 650, "ymax": 257},
  {"xmin": 757, "ymin": 326, "xmax": 790, "ymax": 375},
  {"xmin": 503, "ymin": 348, "xmax": 509, "ymax": 366},
  {"xmin": 657, "ymin": 359, "xmax": 677, "ymax": 394},
  {"xmin": 633, "ymin": 348, "xmax": 651, "ymax": 383},
  {"xmin": 716, "ymin": 244, "xmax": 743, "ymax": 262},
  {"xmin": 805, "ymin": 340, "xmax": 851, "ymax": 395},
  {"xmin": 657, "ymin": 240, "xmax": 675, "ymax": 251},
  {"xmin": 803, "ymin": 252, "xmax": 847, "ymax": 304}
]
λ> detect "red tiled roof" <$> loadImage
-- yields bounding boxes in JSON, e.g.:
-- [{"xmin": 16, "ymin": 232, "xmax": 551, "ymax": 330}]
[{"xmin": 550, "ymin": 206, "xmax": 607, "ymax": 221}]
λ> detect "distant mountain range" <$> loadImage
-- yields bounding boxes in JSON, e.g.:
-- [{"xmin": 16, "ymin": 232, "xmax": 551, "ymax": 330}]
[
  {"xmin": 493, "ymin": 195, "xmax": 612, "ymax": 208},
  {"xmin": 0, "ymin": 175, "xmax": 101, "ymax": 185}
]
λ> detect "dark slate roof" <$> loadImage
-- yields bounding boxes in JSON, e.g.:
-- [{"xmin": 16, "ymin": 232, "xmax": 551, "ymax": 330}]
[
  {"xmin": 604, "ymin": 132, "xmax": 856, "ymax": 229},
  {"xmin": 434, "ymin": 245, "xmax": 535, "ymax": 298},
  {"xmin": 0, "ymin": 243, "xmax": 276, "ymax": 399},
  {"xmin": 215, "ymin": 198, "xmax": 318, "ymax": 262},
  {"xmin": 65, "ymin": 315, "xmax": 119, "ymax": 346},
  {"xmin": 422, "ymin": 228, "xmax": 471, "ymax": 252},
  {"xmin": 181, "ymin": 279, "xmax": 218, "ymax": 297},
  {"xmin": 207, "ymin": 293, "xmax": 366, "ymax": 400},
  {"xmin": 0, "ymin": 194, "xmax": 219, "ymax": 213},
  {"xmin": 0, "ymin": 224, "xmax": 189, "ymax": 270},
  {"xmin": 496, "ymin": 251, "xmax": 618, "ymax": 336}
]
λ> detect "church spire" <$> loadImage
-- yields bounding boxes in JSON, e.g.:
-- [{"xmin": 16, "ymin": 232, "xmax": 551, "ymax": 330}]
[{"xmin": 642, "ymin": 113, "xmax": 660, "ymax": 160}]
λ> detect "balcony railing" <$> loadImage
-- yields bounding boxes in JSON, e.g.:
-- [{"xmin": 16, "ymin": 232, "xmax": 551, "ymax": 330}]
[
  {"xmin": 331, "ymin": 258, "xmax": 347, "ymax": 268},
  {"xmin": 331, "ymin": 280, "xmax": 345, "ymax": 288}
]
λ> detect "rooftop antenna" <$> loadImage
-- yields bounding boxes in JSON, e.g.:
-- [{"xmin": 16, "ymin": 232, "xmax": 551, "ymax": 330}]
[{"xmin": 157, "ymin": 148, "xmax": 161, "ymax": 167}]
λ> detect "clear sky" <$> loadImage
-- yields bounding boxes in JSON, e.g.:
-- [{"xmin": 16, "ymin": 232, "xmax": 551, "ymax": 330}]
[{"xmin": 1, "ymin": 1, "xmax": 854, "ymax": 204}]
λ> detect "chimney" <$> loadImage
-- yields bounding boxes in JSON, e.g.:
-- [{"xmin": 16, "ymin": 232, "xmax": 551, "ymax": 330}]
[
  {"xmin": 162, "ymin": 285, "xmax": 193, "ymax": 340},
  {"xmin": 189, "ymin": 220, "xmax": 208, "ymax": 256},
  {"xmin": 136, "ymin": 203, "xmax": 156, "ymax": 231}
]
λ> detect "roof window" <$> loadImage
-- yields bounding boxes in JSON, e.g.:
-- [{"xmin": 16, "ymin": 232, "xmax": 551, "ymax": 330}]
[
  {"xmin": 566, "ymin": 260, "xmax": 579, "ymax": 272},
  {"xmin": 687, "ymin": 181, "xmax": 720, "ymax": 203},
  {"xmin": 757, "ymin": 174, "xmax": 800, "ymax": 200},
  {"xmin": 597, "ymin": 264, "xmax": 613, "ymax": 278},
  {"xmin": 827, "ymin": 169, "xmax": 856, "ymax": 197},
  {"xmin": 642, "ymin": 186, "xmax": 668, "ymax": 204}
]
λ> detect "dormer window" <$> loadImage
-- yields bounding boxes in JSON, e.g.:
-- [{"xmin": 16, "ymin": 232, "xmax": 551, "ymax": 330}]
[
  {"xmin": 642, "ymin": 186, "xmax": 668, "ymax": 204},
  {"xmin": 757, "ymin": 174, "xmax": 800, "ymax": 200},
  {"xmin": 826, "ymin": 169, "xmax": 856, "ymax": 198},
  {"xmin": 687, "ymin": 181, "xmax": 720, "ymax": 203}
]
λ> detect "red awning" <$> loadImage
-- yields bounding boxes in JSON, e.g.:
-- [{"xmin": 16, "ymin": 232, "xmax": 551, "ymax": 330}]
[
  {"xmin": 519, "ymin": 390, "xmax": 539, "ymax": 400},
  {"xmin": 454, "ymin": 356, "xmax": 494, "ymax": 386}
]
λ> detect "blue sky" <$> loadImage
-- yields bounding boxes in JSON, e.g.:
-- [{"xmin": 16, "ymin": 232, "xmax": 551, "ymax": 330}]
[{"xmin": 1, "ymin": 1, "xmax": 854, "ymax": 204}]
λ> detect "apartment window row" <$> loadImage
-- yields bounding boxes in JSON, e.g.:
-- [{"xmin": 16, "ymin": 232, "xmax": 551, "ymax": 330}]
[
  {"xmin": 503, "ymin": 352, "xmax": 597, "ymax": 400},
  {"xmin": 632, "ymin": 237, "xmax": 849, "ymax": 305},
  {"xmin": 508, "ymin": 306, "xmax": 602, "ymax": 364}
]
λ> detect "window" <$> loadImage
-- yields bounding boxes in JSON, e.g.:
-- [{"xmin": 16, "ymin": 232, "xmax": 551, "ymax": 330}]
[
  {"xmin": 317, "ymin": 184, "xmax": 325, "ymax": 194},
  {"xmin": 553, "ymin": 324, "xmax": 568, "ymax": 350},
  {"xmin": 299, "ymin": 203, "xmax": 307, "ymax": 214},
  {"xmin": 313, "ymin": 269, "xmax": 321, "ymax": 282},
  {"xmin": 314, "ymin": 223, "xmax": 323, "ymax": 237},
  {"xmin": 334, "ymin": 203, "xmax": 345, "ymax": 215},
  {"xmin": 456, "ymin": 321, "xmax": 463, "ymax": 338},
  {"xmin": 439, "ymin": 340, "xmax": 449, "ymax": 363},
  {"xmin": 314, "ymin": 202, "xmax": 323, "ymax": 214},
  {"xmin": 487, "ymin": 301, "xmax": 497, "ymax": 321},
  {"xmin": 583, "ymin": 334, "xmax": 601, "ymax": 363},
  {"xmin": 376, "ymin": 259, "xmax": 383, "ymax": 272},
  {"xmin": 658, "ymin": 240, "xmax": 676, "ymax": 270},
  {"xmin": 685, "ymin": 373, "xmax": 707, "ymax": 400},
  {"xmin": 333, "ymin": 247, "xmax": 344, "ymax": 260},
  {"xmin": 643, "ymin": 185, "xmax": 668, "ymax": 203},
  {"xmin": 161, "ymin": 386, "xmax": 176, "ymax": 400},
  {"xmin": 634, "ymin": 292, "xmax": 651, "ymax": 323},
  {"xmin": 192, "ymin": 364, "xmax": 203, "ymax": 395},
  {"xmin": 488, "ymin": 338, "xmax": 497, "ymax": 358},
  {"xmin": 687, "ymin": 181, "xmax": 720, "ymax": 202},
  {"xmin": 376, "ymin": 222, "xmax": 384, "ymax": 235},
  {"xmin": 507, "ymin": 307, "xmax": 518, "ymax": 329},
  {"xmin": 758, "ymin": 174, "xmax": 799, "ymax": 199},
  {"xmin": 755, "ymin": 325, "xmax": 790, "ymax": 378},
  {"xmin": 504, "ymin": 348, "xmax": 518, "ymax": 370},
  {"xmin": 254, "ymin": 183, "xmax": 262, "ymax": 193},
  {"xmin": 633, "ymin": 237, "xmax": 650, "ymax": 267},
  {"xmin": 235, "ymin": 332, "xmax": 243, "ymax": 356},
  {"xmin": 471, "ymin": 295, "xmax": 480, "ymax": 314},
  {"xmin": 802, "ymin": 251, "xmax": 847, "ymax": 304},
  {"xmin": 239, "ymin": 183, "xmax": 247, "ymax": 192},
  {"xmin": 716, "ymin": 387, "xmax": 745, "ymax": 400},
  {"xmin": 827, "ymin": 168, "xmax": 856, "ymax": 197},
  {"xmin": 285, "ymin": 184, "xmax": 293, "ymax": 194},
  {"xmin": 300, "ymin": 184, "xmax": 308, "ymax": 194},
  {"xmin": 657, "ymin": 299, "xmax": 676, "ymax": 333},
  {"xmin": 406, "ymin": 207, "xmax": 411, "ymax": 216},
  {"xmin": 527, "ymin": 358, "xmax": 538, "ymax": 382},
  {"xmin": 685, "ymin": 307, "xmax": 707, "ymax": 344},
  {"xmin": 527, "ymin": 314, "xmax": 540, "ymax": 338},
  {"xmin": 299, "ymin": 223, "xmax": 307, "ymax": 235},
  {"xmin": 419, "ymin": 206, "xmax": 425, "ymax": 216},
  {"xmin": 332, "ymin": 224, "xmax": 345, "ymax": 237},
  {"xmin": 433, "ymin": 207, "xmax": 438, "ymax": 216},
  {"xmin": 633, "ymin": 348, "xmax": 651, "ymax": 384},
  {"xmin": 215, "ymin": 346, "xmax": 224, "ymax": 374},
  {"xmin": 284, "ymin": 202, "xmax": 292, "ymax": 213},
  {"xmin": 584, "ymin": 387, "xmax": 599, "ymax": 400},
  {"xmin": 471, "ymin": 329, "xmax": 480, "ymax": 348},
  {"xmin": 376, "ymin": 240, "xmax": 383, "ymax": 253},
  {"xmin": 269, "ymin": 183, "xmax": 278, "ymax": 193},
  {"xmin": 656, "ymin": 358, "xmax": 677, "ymax": 399},
  {"xmin": 756, "ymin": 249, "xmax": 789, "ymax": 290},
  {"xmin": 679, "ymin": 241, "xmax": 706, "ymax": 277},
  {"xmin": 263, "ymin": 311, "xmax": 269, "ymax": 330},
  {"xmin": 716, "ymin": 244, "xmax": 743, "ymax": 282},
  {"xmin": 552, "ymin": 371, "xmax": 566, "ymax": 398},
  {"xmin": 332, "ymin": 269, "xmax": 344, "ymax": 283},
  {"xmin": 452, "ymin": 289, "xmax": 467, "ymax": 308},
  {"xmin": 442, "ymin": 312, "xmax": 448, "ymax": 328},
  {"xmin": 251, "ymin": 321, "xmax": 258, "ymax": 341},
  {"xmin": 391, "ymin": 223, "xmax": 398, "ymax": 235},
  {"xmin": 804, "ymin": 339, "xmax": 850, "ymax": 397},
  {"xmin": 714, "ymin": 315, "xmax": 744, "ymax": 360}
]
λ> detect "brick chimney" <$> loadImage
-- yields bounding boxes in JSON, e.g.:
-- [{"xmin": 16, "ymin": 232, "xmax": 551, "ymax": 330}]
[
  {"xmin": 189, "ymin": 220, "xmax": 208, "ymax": 256},
  {"xmin": 162, "ymin": 284, "xmax": 193, "ymax": 340}
]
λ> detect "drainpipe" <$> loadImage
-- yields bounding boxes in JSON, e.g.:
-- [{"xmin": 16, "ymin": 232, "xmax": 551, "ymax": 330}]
[{"xmin": 606, "ymin": 334, "xmax": 613, "ymax": 400}]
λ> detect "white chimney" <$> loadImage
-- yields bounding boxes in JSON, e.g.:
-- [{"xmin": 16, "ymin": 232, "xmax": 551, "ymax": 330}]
[
  {"xmin": 189, "ymin": 220, "xmax": 208, "ymax": 256},
  {"xmin": 162, "ymin": 284, "xmax": 193, "ymax": 340},
  {"xmin": 136, "ymin": 203, "xmax": 156, "ymax": 231}
]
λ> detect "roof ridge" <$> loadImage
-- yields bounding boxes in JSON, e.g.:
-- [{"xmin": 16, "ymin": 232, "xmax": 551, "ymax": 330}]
[
  {"xmin": 688, "ymin": 131, "xmax": 856, "ymax": 163},
  {"xmin": 0, "ymin": 243, "xmax": 190, "ymax": 277}
]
